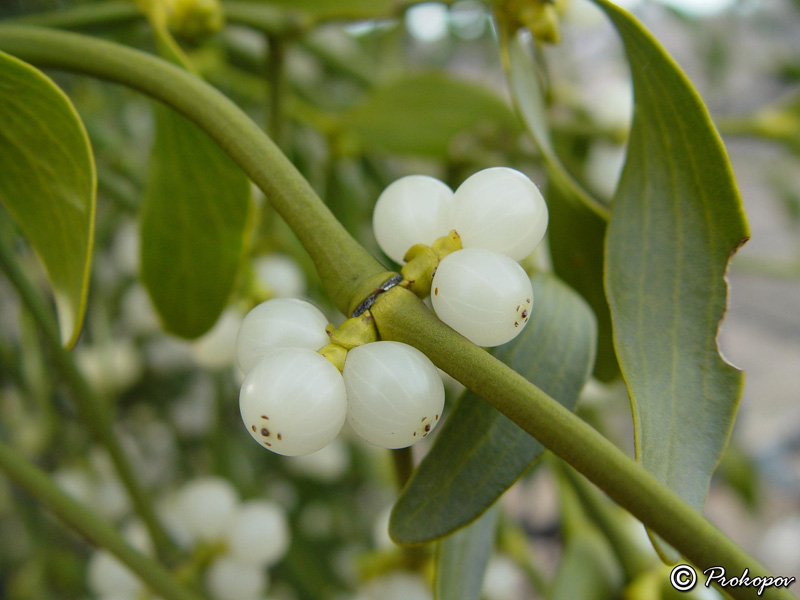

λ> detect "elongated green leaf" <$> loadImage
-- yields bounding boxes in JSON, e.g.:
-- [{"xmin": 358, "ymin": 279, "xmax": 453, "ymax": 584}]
[
  {"xmin": 390, "ymin": 274, "xmax": 596, "ymax": 544},
  {"xmin": 549, "ymin": 530, "xmax": 621, "ymax": 600},
  {"xmin": 594, "ymin": 0, "xmax": 749, "ymax": 555},
  {"xmin": 0, "ymin": 50, "xmax": 95, "ymax": 348},
  {"xmin": 503, "ymin": 32, "xmax": 619, "ymax": 381},
  {"xmin": 141, "ymin": 104, "xmax": 251, "ymax": 338},
  {"xmin": 435, "ymin": 505, "xmax": 499, "ymax": 600},
  {"xmin": 339, "ymin": 72, "xmax": 520, "ymax": 157}
]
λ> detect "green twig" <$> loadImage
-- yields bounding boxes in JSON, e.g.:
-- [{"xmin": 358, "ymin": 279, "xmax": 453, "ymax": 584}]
[
  {"xmin": 0, "ymin": 440, "xmax": 205, "ymax": 600},
  {"xmin": 0, "ymin": 224, "xmax": 177, "ymax": 562},
  {"xmin": 3, "ymin": 2, "xmax": 140, "ymax": 29}
]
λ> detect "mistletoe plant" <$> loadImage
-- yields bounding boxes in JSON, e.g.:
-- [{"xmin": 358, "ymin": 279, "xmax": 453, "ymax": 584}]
[{"xmin": 0, "ymin": 1, "xmax": 793, "ymax": 600}]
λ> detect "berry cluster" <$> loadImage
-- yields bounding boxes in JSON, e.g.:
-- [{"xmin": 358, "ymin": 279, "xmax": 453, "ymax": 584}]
[
  {"xmin": 372, "ymin": 167, "xmax": 548, "ymax": 347},
  {"xmin": 236, "ymin": 298, "xmax": 445, "ymax": 456},
  {"xmin": 85, "ymin": 477, "xmax": 289, "ymax": 600}
]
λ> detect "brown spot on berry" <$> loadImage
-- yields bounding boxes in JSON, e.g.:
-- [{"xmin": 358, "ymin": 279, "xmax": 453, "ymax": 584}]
[
  {"xmin": 264, "ymin": 441, "xmax": 272, "ymax": 447},
  {"xmin": 261, "ymin": 415, "xmax": 269, "ymax": 420},
  {"xmin": 521, "ymin": 310, "xmax": 528, "ymax": 319},
  {"xmin": 261, "ymin": 428, "xmax": 270, "ymax": 437},
  {"xmin": 434, "ymin": 287, "xmax": 438, "ymax": 295},
  {"xmin": 435, "ymin": 414, "xmax": 439, "ymax": 420},
  {"xmin": 421, "ymin": 417, "xmax": 426, "ymax": 422},
  {"xmin": 514, "ymin": 322, "xmax": 519, "ymax": 327},
  {"xmin": 251, "ymin": 425, "xmax": 256, "ymax": 432},
  {"xmin": 526, "ymin": 298, "xmax": 531, "ymax": 303},
  {"xmin": 277, "ymin": 433, "xmax": 282, "ymax": 440},
  {"xmin": 516, "ymin": 305, "xmax": 520, "ymax": 311},
  {"xmin": 424, "ymin": 424, "xmax": 431, "ymax": 432},
  {"xmin": 413, "ymin": 432, "xmax": 417, "ymax": 437}
]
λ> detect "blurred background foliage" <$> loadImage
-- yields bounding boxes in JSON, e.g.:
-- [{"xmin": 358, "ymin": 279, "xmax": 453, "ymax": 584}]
[{"xmin": 0, "ymin": 0, "xmax": 799, "ymax": 599}]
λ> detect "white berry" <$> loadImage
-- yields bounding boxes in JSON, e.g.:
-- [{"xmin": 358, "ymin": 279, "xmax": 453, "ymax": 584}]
[
  {"xmin": 431, "ymin": 248, "xmax": 533, "ymax": 347},
  {"xmin": 87, "ymin": 550, "xmax": 143, "ymax": 598},
  {"xmin": 236, "ymin": 298, "xmax": 330, "ymax": 373},
  {"xmin": 342, "ymin": 341, "xmax": 444, "ymax": 449},
  {"xmin": 227, "ymin": 500, "xmax": 290, "ymax": 568},
  {"xmin": 452, "ymin": 167, "xmax": 548, "ymax": 260},
  {"xmin": 239, "ymin": 348, "xmax": 347, "ymax": 456},
  {"xmin": 176, "ymin": 477, "xmax": 239, "ymax": 542},
  {"xmin": 372, "ymin": 175, "xmax": 454, "ymax": 264},
  {"xmin": 205, "ymin": 556, "xmax": 268, "ymax": 600},
  {"xmin": 252, "ymin": 253, "xmax": 306, "ymax": 298}
]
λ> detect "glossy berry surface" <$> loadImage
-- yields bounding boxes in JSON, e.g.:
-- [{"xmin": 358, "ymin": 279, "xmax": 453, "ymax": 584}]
[
  {"xmin": 431, "ymin": 248, "xmax": 534, "ymax": 347},
  {"xmin": 342, "ymin": 341, "xmax": 444, "ymax": 449},
  {"xmin": 372, "ymin": 174, "xmax": 454, "ymax": 264},
  {"xmin": 451, "ymin": 167, "xmax": 548, "ymax": 261},
  {"xmin": 236, "ymin": 298, "xmax": 330, "ymax": 373},
  {"xmin": 239, "ymin": 348, "xmax": 347, "ymax": 456}
]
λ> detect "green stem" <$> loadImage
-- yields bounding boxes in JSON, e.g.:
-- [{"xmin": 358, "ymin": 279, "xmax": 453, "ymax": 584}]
[
  {"xmin": 497, "ymin": 23, "xmax": 611, "ymax": 222},
  {"xmin": 0, "ymin": 25, "xmax": 385, "ymax": 316},
  {"xmin": 370, "ymin": 287, "xmax": 794, "ymax": 600},
  {"xmin": 0, "ymin": 440, "xmax": 206, "ymax": 600},
  {"xmin": 0, "ymin": 25, "xmax": 792, "ymax": 600},
  {"xmin": 3, "ymin": 1, "xmax": 302, "ymax": 37},
  {"xmin": 3, "ymin": 2, "xmax": 140, "ymax": 29},
  {"xmin": 0, "ymin": 225, "xmax": 177, "ymax": 562}
]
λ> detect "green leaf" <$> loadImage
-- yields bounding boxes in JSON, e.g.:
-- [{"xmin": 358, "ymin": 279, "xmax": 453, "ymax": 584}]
[
  {"xmin": 434, "ymin": 504, "xmax": 499, "ymax": 600},
  {"xmin": 502, "ymin": 32, "xmax": 619, "ymax": 381},
  {"xmin": 0, "ymin": 50, "xmax": 95, "ymax": 348},
  {"xmin": 548, "ymin": 530, "xmax": 621, "ymax": 600},
  {"xmin": 390, "ymin": 274, "xmax": 596, "ymax": 544},
  {"xmin": 594, "ymin": 0, "xmax": 749, "ymax": 556},
  {"xmin": 339, "ymin": 72, "xmax": 520, "ymax": 157},
  {"xmin": 140, "ymin": 104, "xmax": 251, "ymax": 338}
]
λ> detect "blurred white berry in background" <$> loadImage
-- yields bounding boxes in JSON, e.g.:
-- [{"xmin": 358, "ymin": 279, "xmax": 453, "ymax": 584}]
[
  {"xmin": 206, "ymin": 555, "xmax": 269, "ymax": 600},
  {"xmin": 371, "ymin": 503, "xmax": 394, "ymax": 549},
  {"xmin": 175, "ymin": 477, "xmax": 239, "ymax": 542},
  {"xmin": 286, "ymin": 437, "xmax": 350, "ymax": 482},
  {"xmin": 112, "ymin": 218, "xmax": 141, "ymax": 277},
  {"xmin": 169, "ymin": 373, "xmax": 217, "ymax": 438},
  {"xmin": 87, "ymin": 519, "xmax": 153, "ymax": 600},
  {"xmin": 354, "ymin": 572, "xmax": 432, "ymax": 600},
  {"xmin": 759, "ymin": 515, "xmax": 800, "ymax": 575},
  {"xmin": 227, "ymin": 500, "xmax": 290, "ymax": 568},
  {"xmin": 75, "ymin": 339, "xmax": 143, "ymax": 397},
  {"xmin": 253, "ymin": 253, "xmax": 307, "ymax": 298},
  {"xmin": 120, "ymin": 283, "xmax": 162, "ymax": 336},
  {"xmin": 481, "ymin": 555, "xmax": 528, "ymax": 600},
  {"xmin": 191, "ymin": 308, "xmax": 243, "ymax": 370}
]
